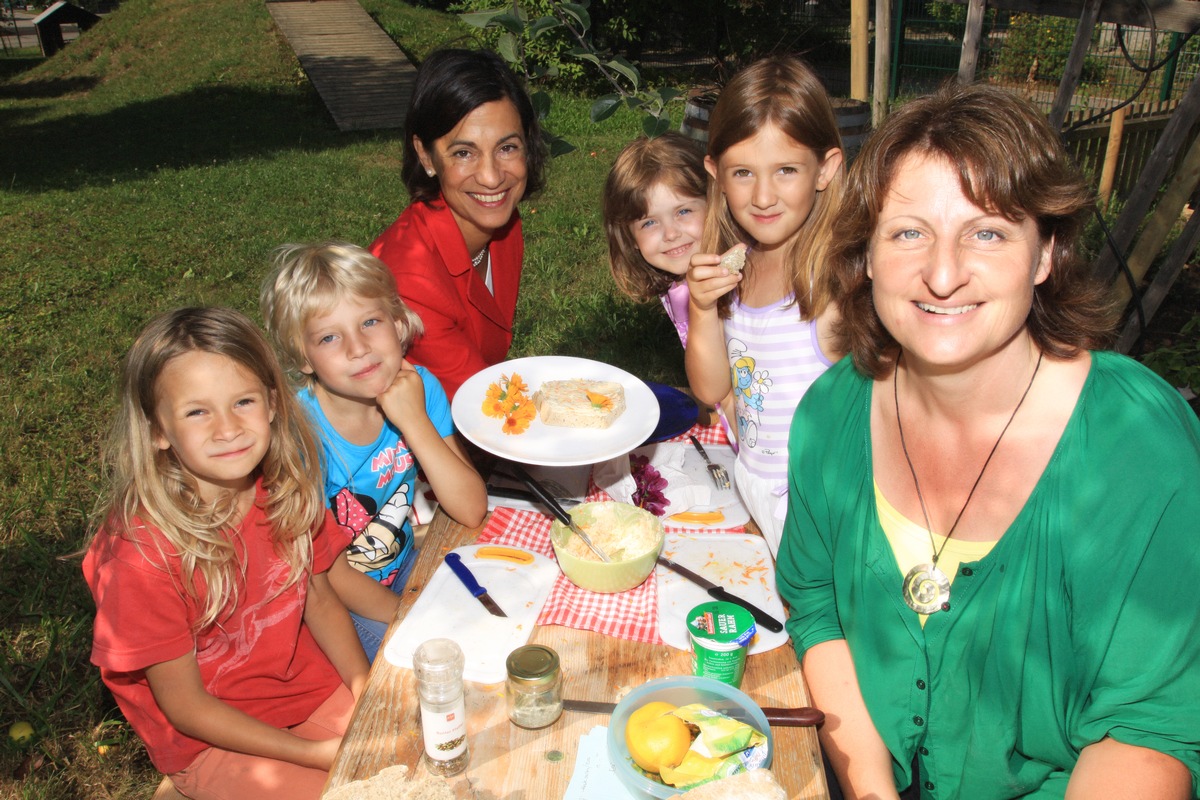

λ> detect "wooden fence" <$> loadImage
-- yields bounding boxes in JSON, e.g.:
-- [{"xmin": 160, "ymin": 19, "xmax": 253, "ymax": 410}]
[{"xmin": 1061, "ymin": 100, "xmax": 1200, "ymax": 202}]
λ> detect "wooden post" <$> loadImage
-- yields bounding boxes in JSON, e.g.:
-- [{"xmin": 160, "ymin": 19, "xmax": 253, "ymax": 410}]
[
  {"xmin": 1097, "ymin": 105, "xmax": 1127, "ymax": 207},
  {"xmin": 1116, "ymin": 209, "xmax": 1200, "ymax": 353},
  {"xmin": 958, "ymin": 0, "xmax": 987, "ymax": 83},
  {"xmin": 874, "ymin": 0, "xmax": 892, "ymax": 125},
  {"xmin": 1048, "ymin": 0, "xmax": 1103, "ymax": 131},
  {"xmin": 1094, "ymin": 68, "xmax": 1200, "ymax": 284},
  {"xmin": 1111, "ymin": 130, "xmax": 1200, "ymax": 309},
  {"xmin": 851, "ymin": 0, "xmax": 870, "ymax": 101}
]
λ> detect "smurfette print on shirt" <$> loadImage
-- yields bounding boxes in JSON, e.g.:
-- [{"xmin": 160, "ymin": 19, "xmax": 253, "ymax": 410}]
[
  {"xmin": 723, "ymin": 297, "xmax": 834, "ymax": 494},
  {"xmin": 729, "ymin": 340, "xmax": 770, "ymax": 449}
]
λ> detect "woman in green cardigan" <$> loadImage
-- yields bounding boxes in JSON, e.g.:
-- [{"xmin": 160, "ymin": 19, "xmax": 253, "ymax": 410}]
[{"xmin": 777, "ymin": 83, "xmax": 1200, "ymax": 799}]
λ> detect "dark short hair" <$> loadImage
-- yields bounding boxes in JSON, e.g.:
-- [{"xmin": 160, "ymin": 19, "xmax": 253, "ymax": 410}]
[
  {"xmin": 402, "ymin": 48, "xmax": 547, "ymax": 203},
  {"xmin": 831, "ymin": 82, "xmax": 1117, "ymax": 378}
]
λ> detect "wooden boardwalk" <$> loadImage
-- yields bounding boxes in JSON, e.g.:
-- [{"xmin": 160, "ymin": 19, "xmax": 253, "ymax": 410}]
[{"xmin": 267, "ymin": 0, "xmax": 415, "ymax": 132}]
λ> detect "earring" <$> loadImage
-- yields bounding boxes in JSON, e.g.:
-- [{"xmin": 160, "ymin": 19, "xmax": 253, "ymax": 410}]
[{"xmin": 426, "ymin": 168, "xmax": 436, "ymax": 178}]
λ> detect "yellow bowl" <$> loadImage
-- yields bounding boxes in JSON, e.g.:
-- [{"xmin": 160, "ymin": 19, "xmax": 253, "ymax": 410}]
[{"xmin": 550, "ymin": 502, "xmax": 664, "ymax": 593}]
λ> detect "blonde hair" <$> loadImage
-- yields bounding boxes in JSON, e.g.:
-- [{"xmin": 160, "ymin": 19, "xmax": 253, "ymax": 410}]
[
  {"xmin": 259, "ymin": 241, "xmax": 424, "ymax": 388},
  {"xmin": 703, "ymin": 55, "xmax": 846, "ymax": 320},
  {"xmin": 91, "ymin": 307, "xmax": 326, "ymax": 631},
  {"xmin": 603, "ymin": 132, "xmax": 708, "ymax": 302}
]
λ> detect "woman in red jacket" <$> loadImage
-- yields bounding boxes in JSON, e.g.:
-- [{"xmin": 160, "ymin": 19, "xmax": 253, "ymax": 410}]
[{"xmin": 370, "ymin": 48, "xmax": 547, "ymax": 401}]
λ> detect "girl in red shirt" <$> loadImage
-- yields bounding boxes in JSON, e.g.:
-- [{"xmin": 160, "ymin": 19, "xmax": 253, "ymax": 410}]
[{"xmin": 83, "ymin": 307, "xmax": 368, "ymax": 799}]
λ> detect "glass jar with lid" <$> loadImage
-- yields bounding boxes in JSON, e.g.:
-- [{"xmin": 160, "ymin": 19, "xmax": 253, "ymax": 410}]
[{"xmin": 505, "ymin": 644, "xmax": 563, "ymax": 729}]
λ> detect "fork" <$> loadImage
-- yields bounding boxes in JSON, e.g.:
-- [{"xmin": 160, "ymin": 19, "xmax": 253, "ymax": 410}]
[{"xmin": 689, "ymin": 435, "xmax": 731, "ymax": 490}]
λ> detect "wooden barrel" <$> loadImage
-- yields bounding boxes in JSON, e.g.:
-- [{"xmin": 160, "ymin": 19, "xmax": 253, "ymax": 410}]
[
  {"xmin": 680, "ymin": 96, "xmax": 715, "ymax": 146},
  {"xmin": 682, "ymin": 93, "xmax": 871, "ymax": 160},
  {"xmin": 832, "ymin": 98, "xmax": 871, "ymax": 162}
]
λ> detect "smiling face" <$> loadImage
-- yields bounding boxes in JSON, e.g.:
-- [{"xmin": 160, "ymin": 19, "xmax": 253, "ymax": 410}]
[
  {"xmin": 153, "ymin": 350, "xmax": 274, "ymax": 503},
  {"xmin": 414, "ymin": 99, "xmax": 528, "ymax": 254},
  {"xmin": 706, "ymin": 122, "xmax": 840, "ymax": 254},
  {"xmin": 300, "ymin": 293, "xmax": 407, "ymax": 410},
  {"xmin": 868, "ymin": 152, "xmax": 1052, "ymax": 373},
  {"xmin": 628, "ymin": 182, "xmax": 707, "ymax": 277}
]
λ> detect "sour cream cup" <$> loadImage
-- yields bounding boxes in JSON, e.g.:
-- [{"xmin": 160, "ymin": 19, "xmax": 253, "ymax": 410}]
[{"xmin": 686, "ymin": 601, "xmax": 756, "ymax": 688}]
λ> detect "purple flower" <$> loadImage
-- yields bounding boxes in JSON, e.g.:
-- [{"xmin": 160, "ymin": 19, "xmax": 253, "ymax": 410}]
[{"xmin": 631, "ymin": 455, "xmax": 670, "ymax": 516}]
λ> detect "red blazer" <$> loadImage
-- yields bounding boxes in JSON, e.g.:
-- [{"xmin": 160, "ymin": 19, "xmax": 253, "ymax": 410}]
[{"xmin": 370, "ymin": 197, "xmax": 523, "ymax": 401}]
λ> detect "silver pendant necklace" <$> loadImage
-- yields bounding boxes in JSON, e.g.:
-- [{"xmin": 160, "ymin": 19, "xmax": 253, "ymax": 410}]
[
  {"xmin": 471, "ymin": 244, "xmax": 489, "ymax": 269},
  {"xmin": 895, "ymin": 351, "xmax": 1043, "ymax": 614}
]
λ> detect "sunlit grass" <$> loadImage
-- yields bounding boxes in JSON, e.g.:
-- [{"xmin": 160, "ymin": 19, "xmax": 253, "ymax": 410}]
[{"xmin": 0, "ymin": 0, "xmax": 679, "ymax": 795}]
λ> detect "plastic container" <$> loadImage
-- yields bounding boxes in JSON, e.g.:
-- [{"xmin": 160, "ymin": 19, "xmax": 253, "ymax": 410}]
[
  {"xmin": 606, "ymin": 675, "xmax": 774, "ymax": 799},
  {"xmin": 687, "ymin": 601, "xmax": 756, "ymax": 688},
  {"xmin": 549, "ymin": 501, "xmax": 664, "ymax": 593}
]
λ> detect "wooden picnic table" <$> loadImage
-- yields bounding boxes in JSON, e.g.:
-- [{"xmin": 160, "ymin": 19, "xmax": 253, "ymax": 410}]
[{"xmin": 325, "ymin": 508, "xmax": 830, "ymax": 799}]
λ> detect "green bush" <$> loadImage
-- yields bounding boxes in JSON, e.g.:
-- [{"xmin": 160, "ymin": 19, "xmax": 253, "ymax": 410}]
[
  {"xmin": 994, "ymin": 13, "xmax": 1107, "ymax": 84},
  {"xmin": 453, "ymin": 0, "xmax": 594, "ymax": 88},
  {"xmin": 1142, "ymin": 315, "xmax": 1200, "ymax": 397}
]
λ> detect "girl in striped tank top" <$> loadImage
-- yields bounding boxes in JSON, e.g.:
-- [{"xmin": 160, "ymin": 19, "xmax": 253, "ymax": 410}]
[{"xmin": 684, "ymin": 55, "xmax": 846, "ymax": 556}]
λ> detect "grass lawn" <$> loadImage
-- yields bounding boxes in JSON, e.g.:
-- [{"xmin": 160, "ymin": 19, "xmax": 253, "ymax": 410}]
[
  {"xmin": 4, "ymin": 1, "xmax": 1197, "ymax": 797},
  {"xmin": 0, "ymin": 0, "xmax": 682, "ymax": 795}
]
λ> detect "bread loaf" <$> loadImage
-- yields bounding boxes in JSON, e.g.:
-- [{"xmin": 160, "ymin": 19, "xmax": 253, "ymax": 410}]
[
  {"xmin": 678, "ymin": 768, "xmax": 787, "ymax": 800},
  {"xmin": 322, "ymin": 765, "xmax": 454, "ymax": 800},
  {"xmin": 719, "ymin": 245, "xmax": 748, "ymax": 273},
  {"xmin": 533, "ymin": 379, "xmax": 626, "ymax": 429}
]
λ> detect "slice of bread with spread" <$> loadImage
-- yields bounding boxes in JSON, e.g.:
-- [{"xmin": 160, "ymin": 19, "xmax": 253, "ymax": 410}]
[{"xmin": 533, "ymin": 379, "xmax": 626, "ymax": 429}]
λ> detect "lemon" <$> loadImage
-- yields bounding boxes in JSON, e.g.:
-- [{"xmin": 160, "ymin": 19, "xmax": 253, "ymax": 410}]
[
  {"xmin": 8, "ymin": 721, "xmax": 34, "ymax": 744},
  {"xmin": 624, "ymin": 701, "xmax": 693, "ymax": 773}
]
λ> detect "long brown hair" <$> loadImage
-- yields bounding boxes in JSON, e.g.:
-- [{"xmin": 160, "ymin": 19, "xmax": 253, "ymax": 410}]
[
  {"xmin": 90, "ymin": 307, "xmax": 325, "ymax": 630},
  {"xmin": 830, "ymin": 82, "xmax": 1117, "ymax": 378},
  {"xmin": 603, "ymin": 132, "xmax": 707, "ymax": 302},
  {"xmin": 702, "ymin": 55, "xmax": 845, "ymax": 319}
]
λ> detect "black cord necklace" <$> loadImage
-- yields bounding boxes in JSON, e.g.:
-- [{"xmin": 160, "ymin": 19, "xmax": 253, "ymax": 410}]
[{"xmin": 895, "ymin": 350, "xmax": 1043, "ymax": 614}]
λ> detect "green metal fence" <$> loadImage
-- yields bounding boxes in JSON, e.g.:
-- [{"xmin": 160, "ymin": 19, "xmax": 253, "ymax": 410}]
[{"xmin": 876, "ymin": 1, "xmax": 1200, "ymax": 113}]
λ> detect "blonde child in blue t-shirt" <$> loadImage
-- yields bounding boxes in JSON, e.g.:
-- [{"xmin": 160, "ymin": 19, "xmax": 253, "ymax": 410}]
[{"xmin": 261, "ymin": 242, "xmax": 487, "ymax": 660}]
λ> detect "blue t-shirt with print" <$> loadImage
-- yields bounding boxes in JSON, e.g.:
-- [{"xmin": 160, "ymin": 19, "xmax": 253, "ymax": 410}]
[{"xmin": 298, "ymin": 365, "xmax": 453, "ymax": 588}]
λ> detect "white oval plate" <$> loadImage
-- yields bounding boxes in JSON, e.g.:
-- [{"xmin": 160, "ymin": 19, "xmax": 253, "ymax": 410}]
[{"xmin": 452, "ymin": 356, "xmax": 659, "ymax": 467}]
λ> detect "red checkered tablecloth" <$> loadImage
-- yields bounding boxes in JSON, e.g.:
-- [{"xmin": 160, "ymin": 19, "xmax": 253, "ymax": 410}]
[
  {"xmin": 475, "ymin": 422, "xmax": 742, "ymax": 645},
  {"xmin": 682, "ymin": 419, "xmax": 731, "ymax": 447}
]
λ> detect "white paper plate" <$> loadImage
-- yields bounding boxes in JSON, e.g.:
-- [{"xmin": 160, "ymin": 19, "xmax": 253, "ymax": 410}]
[
  {"xmin": 657, "ymin": 533, "xmax": 789, "ymax": 655},
  {"xmin": 383, "ymin": 545, "xmax": 557, "ymax": 683},
  {"xmin": 452, "ymin": 356, "xmax": 659, "ymax": 467}
]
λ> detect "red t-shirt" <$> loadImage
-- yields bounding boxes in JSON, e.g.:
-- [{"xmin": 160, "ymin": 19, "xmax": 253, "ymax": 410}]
[{"xmin": 83, "ymin": 483, "xmax": 343, "ymax": 774}]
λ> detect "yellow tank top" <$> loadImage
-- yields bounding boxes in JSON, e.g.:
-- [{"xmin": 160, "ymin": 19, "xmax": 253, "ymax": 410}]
[{"xmin": 875, "ymin": 481, "xmax": 995, "ymax": 625}]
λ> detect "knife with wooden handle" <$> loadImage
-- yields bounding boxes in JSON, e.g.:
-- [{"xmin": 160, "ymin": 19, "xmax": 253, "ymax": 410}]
[{"xmin": 561, "ymin": 698, "xmax": 824, "ymax": 727}]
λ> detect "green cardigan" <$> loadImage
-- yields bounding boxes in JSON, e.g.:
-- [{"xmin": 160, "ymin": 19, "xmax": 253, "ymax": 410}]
[{"xmin": 778, "ymin": 351, "xmax": 1200, "ymax": 799}]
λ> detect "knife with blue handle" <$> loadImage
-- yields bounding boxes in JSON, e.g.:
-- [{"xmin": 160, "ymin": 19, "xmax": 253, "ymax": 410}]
[
  {"xmin": 657, "ymin": 556, "xmax": 784, "ymax": 633},
  {"xmin": 444, "ymin": 552, "xmax": 507, "ymax": 617}
]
